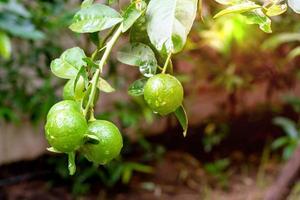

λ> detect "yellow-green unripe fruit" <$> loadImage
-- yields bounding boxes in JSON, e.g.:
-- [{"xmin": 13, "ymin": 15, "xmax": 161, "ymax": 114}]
[
  {"xmin": 63, "ymin": 79, "xmax": 75, "ymax": 100},
  {"xmin": 63, "ymin": 78, "xmax": 85, "ymax": 101},
  {"xmin": 47, "ymin": 100, "xmax": 81, "ymax": 120},
  {"xmin": 45, "ymin": 109, "xmax": 87, "ymax": 152},
  {"xmin": 144, "ymin": 74, "xmax": 183, "ymax": 115},
  {"xmin": 80, "ymin": 120, "xmax": 123, "ymax": 165}
]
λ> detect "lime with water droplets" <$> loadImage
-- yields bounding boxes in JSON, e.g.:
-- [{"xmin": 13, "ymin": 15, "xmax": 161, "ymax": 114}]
[
  {"xmin": 47, "ymin": 100, "xmax": 81, "ymax": 120},
  {"xmin": 45, "ymin": 109, "xmax": 87, "ymax": 152},
  {"xmin": 144, "ymin": 74, "xmax": 183, "ymax": 115},
  {"xmin": 80, "ymin": 120, "xmax": 123, "ymax": 165},
  {"xmin": 63, "ymin": 78, "xmax": 85, "ymax": 101}
]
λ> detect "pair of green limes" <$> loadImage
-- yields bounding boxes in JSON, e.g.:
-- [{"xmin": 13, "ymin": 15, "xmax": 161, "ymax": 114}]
[{"xmin": 45, "ymin": 100, "xmax": 123, "ymax": 165}]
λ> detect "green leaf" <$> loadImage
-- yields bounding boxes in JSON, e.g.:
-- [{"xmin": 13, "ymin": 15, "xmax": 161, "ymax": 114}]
[
  {"xmin": 242, "ymin": 9, "xmax": 272, "ymax": 33},
  {"xmin": 288, "ymin": 47, "xmax": 300, "ymax": 60},
  {"xmin": 1, "ymin": 0, "xmax": 30, "ymax": 17},
  {"xmin": 0, "ymin": 31, "xmax": 11, "ymax": 59},
  {"xmin": 74, "ymin": 66, "xmax": 89, "ymax": 88},
  {"xmin": 128, "ymin": 162, "xmax": 153, "ymax": 173},
  {"xmin": 262, "ymin": 33, "xmax": 300, "ymax": 49},
  {"xmin": 214, "ymin": 0, "xmax": 242, "ymax": 5},
  {"xmin": 283, "ymin": 145, "xmax": 296, "ymax": 160},
  {"xmin": 83, "ymin": 57, "xmax": 98, "ymax": 68},
  {"xmin": 68, "ymin": 152, "xmax": 76, "ymax": 175},
  {"xmin": 271, "ymin": 137, "xmax": 289, "ymax": 150},
  {"xmin": 128, "ymin": 78, "xmax": 148, "ymax": 96},
  {"xmin": 0, "ymin": 13, "xmax": 44, "ymax": 40},
  {"xmin": 213, "ymin": 2, "xmax": 261, "ymax": 18},
  {"xmin": 117, "ymin": 43, "xmax": 157, "ymax": 77},
  {"xmin": 129, "ymin": 15, "xmax": 153, "ymax": 49},
  {"xmin": 81, "ymin": 0, "xmax": 94, "ymax": 8},
  {"xmin": 265, "ymin": 2, "xmax": 287, "ymax": 17},
  {"xmin": 174, "ymin": 105, "xmax": 188, "ymax": 137},
  {"xmin": 121, "ymin": 166, "xmax": 132, "ymax": 184},
  {"xmin": 146, "ymin": 0, "xmax": 198, "ymax": 54},
  {"xmin": 69, "ymin": 3, "xmax": 123, "ymax": 33},
  {"xmin": 122, "ymin": 1, "xmax": 146, "ymax": 32},
  {"xmin": 97, "ymin": 77, "xmax": 115, "ymax": 93},
  {"xmin": 107, "ymin": 0, "xmax": 119, "ymax": 5},
  {"xmin": 50, "ymin": 47, "xmax": 86, "ymax": 79},
  {"xmin": 273, "ymin": 117, "xmax": 299, "ymax": 139},
  {"xmin": 47, "ymin": 147, "xmax": 62, "ymax": 153},
  {"xmin": 288, "ymin": 0, "xmax": 300, "ymax": 14}
]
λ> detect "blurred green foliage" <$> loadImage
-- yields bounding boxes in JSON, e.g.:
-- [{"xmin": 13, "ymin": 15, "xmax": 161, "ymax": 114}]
[
  {"xmin": 272, "ymin": 95, "xmax": 300, "ymax": 160},
  {"xmin": 0, "ymin": 0, "xmax": 73, "ymax": 123},
  {"xmin": 48, "ymin": 135, "xmax": 164, "ymax": 195},
  {"xmin": 204, "ymin": 158, "xmax": 231, "ymax": 189},
  {"xmin": 203, "ymin": 122, "xmax": 229, "ymax": 152}
]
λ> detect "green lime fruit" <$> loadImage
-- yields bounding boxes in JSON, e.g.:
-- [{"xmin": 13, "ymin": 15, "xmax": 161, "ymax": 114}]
[
  {"xmin": 63, "ymin": 78, "xmax": 85, "ymax": 101},
  {"xmin": 144, "ymin": 74, "xmax": 183, "ymax": 115},
  {"xmin": 63, "ymin": 79, "xmax": 75, "ymax": 100},
  {"xmin": 45, "ymin": 109, "xmax": 87, "ymax": 152},
  {"xmin": 80, "ymin": 120, "xmax": 123, "ymax": 165},
  {"xmin": 47, "ymin": 100, "xmax": 81, "ymax": 120}
]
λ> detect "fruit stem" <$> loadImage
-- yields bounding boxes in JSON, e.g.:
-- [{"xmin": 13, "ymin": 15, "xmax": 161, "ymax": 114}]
[
  {"xmin": 89, "ymin": 107, "xmax": 96, "ymax": 121},
  {"xmin": 162, "ymin": 52, "xmax": 172, "ymax": 74},
  {"xmin": 83, "ymin": 24, "xmax": 123, "ymax": 117},
  {"xmin": 68, "ymin": 152, "xmax": 76, "ymax": 175}
]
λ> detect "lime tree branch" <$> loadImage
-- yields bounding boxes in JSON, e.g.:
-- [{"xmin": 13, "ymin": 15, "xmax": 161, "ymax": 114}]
[
  {"xmin": 91, "ymin": 25, "xmax": 118, "ymax": 61},
  {"xmin": 83, "ymin": 24, "xmax": 123, "ymax": 117}
]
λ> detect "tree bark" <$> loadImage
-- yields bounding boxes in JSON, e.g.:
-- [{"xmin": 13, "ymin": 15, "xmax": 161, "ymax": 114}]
[{"xmin": 264, "ymin": 145, "xmax": 300, "ymax": 200}]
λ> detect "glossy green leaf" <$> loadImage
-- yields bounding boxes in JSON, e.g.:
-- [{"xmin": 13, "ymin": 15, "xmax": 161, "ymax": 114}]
[
  {"xmin": 129, "ymin": 15, "xmax": 151, "ymax": 44},
  {"xmin": 97, "ymin": 77, "xmax": 115, "ymax": 93},
  {"xmin": 242, "ymin": 9, "xmax": 272, "ymax": 33},
  {"xmin": 288, "ymin": 0, "xmax": 300, "ymax": 14},
  {"xmin": 69, "ymin": 3, "xmax": 123, "ymax": 33},
  {"xmin": 128, "ymin": 78, "xmax": 148, "ymax": 96},
  {"xmin": 122, "ymin": 1, "xmax": 146, "ymax": 32},
  {"xmin": 174, "ymin": 105, "xmax": 188, "ymax": 137},
  {"xmin": 81, "ymin": 0, "xmax": 94, "ymax": 8},
  {"xmin": 50, "ymin": 47, "xmax": 87, "ymax": 79},
  {"xmin": 0, "ymin": 31, "xmax": 11, "ymax": 59},
  {"xmin": 117, "ymin": 43, "xmax": 157, "ymax": 77},
  {"xmin": 213, "ymin": 2, "xmax": 261, "ymax": 18},
  {"xmin": 146, "ymin": 0, "xmax": 198, "ymax": 54},
  {"xmin": 139, "ymin": 63, "xmax": 157, "ymax": 77},
  {"xmin": 265, "ymin": 3, "xmax": 287, "ymax": 16}
]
